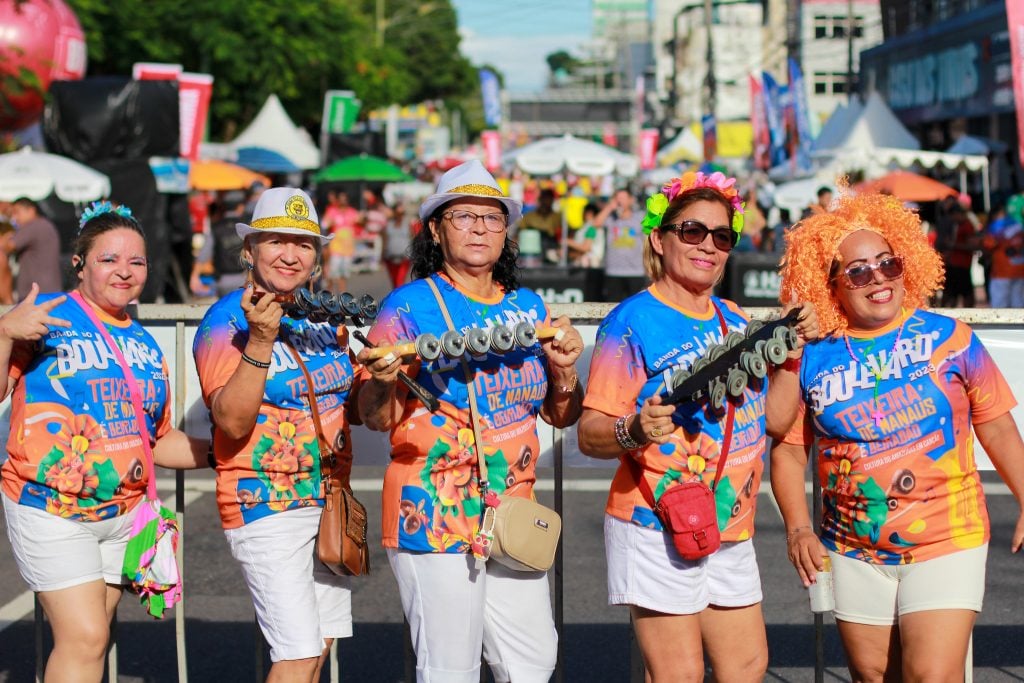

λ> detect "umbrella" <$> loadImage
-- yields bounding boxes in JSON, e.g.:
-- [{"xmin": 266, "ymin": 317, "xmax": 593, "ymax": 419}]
[
  {"xmin": 854, "ymin": 170, "xmax": 957, "ymax": 203},
  {"xmin": 0, "ymin": 147, "xmax": 111, "ymax": 202},
  {"xmin": 235, "ymin": 146, "xmax": 301, "ymax": 174},
  {"xmin": 314, "ymin": 154, "xmax": 412, "ymax": 183},
  {"xmin": 504, "ymin": 134, "xmax": 639, "ymax": 177},
  {"xmin": 190, "ymin": 160, "xmax": 270, "ymax": 191}
]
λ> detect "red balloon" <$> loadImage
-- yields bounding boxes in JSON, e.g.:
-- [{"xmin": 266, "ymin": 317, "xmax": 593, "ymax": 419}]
[{"xmin": 0, "ymin": 0, "xmax": 87, "ymax": 132}]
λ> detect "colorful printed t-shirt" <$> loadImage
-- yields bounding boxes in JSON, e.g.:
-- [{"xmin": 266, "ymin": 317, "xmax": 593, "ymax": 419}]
[
  {"xmin": 782, "ymin": 309, "xmax": 1016, "ymax": 564},
  {"xmin": 361, "ymin": 273, "xmax": 552, "ymax": 553},
  {"xmin": 584, "ymin": 286, "xmax": 768, "ymax": 542},
  {"xmin": 1, "ymin": 294, "xmax": 171, "ymax": 521},
  {"xmin": 194, "ymin": 289, "xmax": 356, "ymax": 529}
]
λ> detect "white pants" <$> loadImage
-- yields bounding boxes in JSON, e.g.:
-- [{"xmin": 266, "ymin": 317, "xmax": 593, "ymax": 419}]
[
  {"xmin": 387, "ymin": 548, "xmax": 557, "ymax": 683},
  {"xmin": 225, "ymin": 507, "xmax": 352, "ymax": 662}
]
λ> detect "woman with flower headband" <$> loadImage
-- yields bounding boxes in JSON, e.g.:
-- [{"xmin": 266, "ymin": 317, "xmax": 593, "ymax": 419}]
[
  {"xmin": 771, "ymin": 191, "xmax": 1024, "ymax": 681},
  {"xmin": 577, "ymin": 171, "xmax": 818, "ymax": 680},
  {"xmin": 193, "ymin": 187, "xmax": 360, "ymax": 682},
  {"xmin": 0, "ymin": 202, "xmax": 206, "ymax": 682}
]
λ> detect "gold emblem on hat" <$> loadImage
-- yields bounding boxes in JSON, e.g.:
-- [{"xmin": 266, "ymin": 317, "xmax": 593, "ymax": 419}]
[{"xmin": 285, "ymin": 195, "xmax": 309, "ymax": 220}]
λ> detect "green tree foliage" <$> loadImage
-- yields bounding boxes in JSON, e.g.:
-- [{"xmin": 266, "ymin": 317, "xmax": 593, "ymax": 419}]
[
  {"xmin": 545, "ymin": 50, "xmax": 580, "ymax": 77},
  {"xmin": 66, "ymin": 0, "xmax": 476, "ymax": 140}
]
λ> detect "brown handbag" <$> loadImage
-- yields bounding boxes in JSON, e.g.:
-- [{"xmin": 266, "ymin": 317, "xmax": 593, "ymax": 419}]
[{"xmin": 284, "ymin": 338, "xmax": 369, "ymax": 576}]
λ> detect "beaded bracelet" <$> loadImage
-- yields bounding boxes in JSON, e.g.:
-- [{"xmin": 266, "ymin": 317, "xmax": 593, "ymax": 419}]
[
  {"xmin": 614, "ymin": 415, "xmax": 643, "ymax": 451},
  {"xmin": 241, "ymin": 352, "xmax": 271, "ymax": 369}
]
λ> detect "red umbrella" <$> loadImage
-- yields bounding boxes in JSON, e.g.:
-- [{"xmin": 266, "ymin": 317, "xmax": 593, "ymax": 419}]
[
  {"xmin": 426, "ymin": 156, "xmax": 470, "ymax": 172},
  {"xmin": 854, "ymin": 170, "xmax": 957, "ymax": 202}
]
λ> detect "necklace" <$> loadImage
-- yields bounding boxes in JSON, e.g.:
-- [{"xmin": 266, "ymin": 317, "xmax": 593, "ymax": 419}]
[{"xmin": 843, "ymin": 314, "xmax": 907, "ymax": 428}]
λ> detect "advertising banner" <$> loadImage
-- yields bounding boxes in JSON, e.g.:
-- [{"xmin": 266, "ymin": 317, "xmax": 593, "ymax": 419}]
[
  {"xmin": 478, "ymin": 69, "xmax": 502, "ymax": 127},
  {"xmin": 638, "ymin": 128, "xmax": 659, "ymax": 170},
  {"xmin": 481, "ymin": 129, "xmax": 502, "ymax": 171},
  {"xmin": 322, "ymin": 90, "xmax": 360, "ymax": 135},
  {"xmin": 749, "ymin": 73, "xmax": 770, "ymax": 169},
  {"xmin": 761, "ymin": 71, "xmax": 786, "ymax": 167},
  {"xmin": 133, "ymin": 63, "xmax": 212, "ymax": 160},
  {"xmin": 1008, "ymin": 0, "xmax": 1024, "ymax": 165}
]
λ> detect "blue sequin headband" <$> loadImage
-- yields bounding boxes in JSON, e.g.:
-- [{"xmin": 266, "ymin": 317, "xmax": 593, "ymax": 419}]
[{"xmin": 79, "ymin": 201, "xmax": 134, "ymax": 232}]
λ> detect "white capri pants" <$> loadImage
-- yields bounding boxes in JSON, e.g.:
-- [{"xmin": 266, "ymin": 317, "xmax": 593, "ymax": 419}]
[
  {"xmin": 387, "ymin": 548, "xmax": 558, "ymax": 683},
  {"xmin": 225, "ymin": 506, "xmax": 352, "ymax": 662}
]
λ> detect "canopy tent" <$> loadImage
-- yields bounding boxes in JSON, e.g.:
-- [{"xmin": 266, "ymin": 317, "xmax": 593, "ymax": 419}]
[
  {"xmin": 656, "ymin": 127, "xmax": 702, "ymax": 166},
  {"xmin": 503, "ymin": 135, "xmax": 640, "ymax": 177},
  {"xmin": 230, "ymin": 95, "xmax": 320, "ymax": 170},
  {"xmin": 776, "ymin": 92, "xmax": 991, "ymax": 210},
  {"xmin": 811, "ymin": 99, "xmax": 863, "ymax": 154},
  {"xmin": 945, "ymin": 135, "xmax": 1008, "ymax": 156}
]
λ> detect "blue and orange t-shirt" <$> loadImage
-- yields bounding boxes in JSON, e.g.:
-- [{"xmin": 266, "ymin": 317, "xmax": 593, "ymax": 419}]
[
  {"xmin": 1, "ymin": 294, "xmax": 171, "ymax": 521},
  {"xmin": 782, "ymin": 309, "xmax": 1016, "ymax": 564},
  {"xmin": 194, "ymin": 290, "xmax": 356, "ymax": 529},
  {"xmin": 583, "ymin": 286, "xmax": 768, "ymax": 542},
  {"xmin": 361, "ymin": 273, "xmax": 552, "ymax": 553}
]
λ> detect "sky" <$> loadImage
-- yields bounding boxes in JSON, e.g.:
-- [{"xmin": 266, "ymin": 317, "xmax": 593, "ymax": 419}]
[{"xmin": 452, "ymin": 0, "xmax": 593, "ymax": 93}]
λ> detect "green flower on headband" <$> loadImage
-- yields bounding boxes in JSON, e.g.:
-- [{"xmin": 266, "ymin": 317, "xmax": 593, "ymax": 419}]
[
  {"xmin": 732, "ymin": 201, "xmax": 745, "ymax": 234},
  {"xmin": 641, "ymin": 193, "xmax": 669, "ymax": 234}
]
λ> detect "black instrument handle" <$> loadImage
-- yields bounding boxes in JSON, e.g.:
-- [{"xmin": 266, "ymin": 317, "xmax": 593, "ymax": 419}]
[{"xmin": 351, "ymin": 329, "xmax": 441, "ymax": 413}]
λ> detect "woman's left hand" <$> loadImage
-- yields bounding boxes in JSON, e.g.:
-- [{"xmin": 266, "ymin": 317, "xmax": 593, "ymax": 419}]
[
  {"xmin": 542, "ymin": 316, "xmax": 584, "ymax": 370},
  {"xmin": 782, "ymin": 297, "xmax": 819, "ymax": 355}
]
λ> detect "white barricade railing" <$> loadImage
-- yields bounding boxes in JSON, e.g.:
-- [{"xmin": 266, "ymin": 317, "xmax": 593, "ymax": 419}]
[{"xmin": 9, "ymin": 304, "xmax": 1023, "ymax": 682}]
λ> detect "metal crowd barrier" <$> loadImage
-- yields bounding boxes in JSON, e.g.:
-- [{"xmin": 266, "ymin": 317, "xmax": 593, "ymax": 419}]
[{"xmin": 22, "ymin": 304, "xmax": 1024, "ymax": 682}]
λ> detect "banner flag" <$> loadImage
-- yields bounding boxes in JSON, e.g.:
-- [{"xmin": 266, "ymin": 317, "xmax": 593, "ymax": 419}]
[
  {"xmin": 749, "ymin": 72, "xmax": 770, "ymax": 169},
  {"xmin": 481, "ymin": 130, "xmax": 502, "ymax": 171},
  {"xmin": 788, "ymin": 58, "xmax": 813, "ymax": 173},
  {"xmin": 761, "ymin": 71, "xmax": 787, "ymax": 167},
  {"xmin": 479, "ymin": 69, "xmax": 502, "ymax": 127},
  {"xmin": 322, "ymin": 90, "xmax": 360, "ymax": 135},
  {"xmin": 639, "ymin": 129, "xmax": 659, "ymax": 170},
  {"xmin": 1008, "ymin": 0, "xmax": 1024, "ymax": 166},
  {"xmin": 701, "ymin": 114, "xmax": 717, "ymax": 162}
]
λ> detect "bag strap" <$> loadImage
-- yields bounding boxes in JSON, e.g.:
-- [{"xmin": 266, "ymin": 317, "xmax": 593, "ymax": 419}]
[
  {"xmin": 424, "ymin": 277, "xmax": 492, "ymax": 490},
  {"xmin": 68, "ymin": 291, "xmax": 159, "ymax": 501},
  {"xmin": 630, "ymin": 300, "xmax": 736, "ymax": 507},
  {"xmin": 280, "ymin": 336, "xmax": 341, "ymax": 486}
]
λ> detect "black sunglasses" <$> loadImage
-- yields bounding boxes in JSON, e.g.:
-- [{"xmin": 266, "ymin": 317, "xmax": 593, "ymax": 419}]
[
  {"xmin": 835, "ymin": 256, "xmax": 905, "ymax": 288},
  {"xmin": 661, "ymin": 220, "xmax": 738, "ymax": 252}
]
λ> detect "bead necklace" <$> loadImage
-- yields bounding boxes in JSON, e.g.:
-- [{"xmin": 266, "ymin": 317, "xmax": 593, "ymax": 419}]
[{"xmin": 843, "ymin": 314, "xmax": 907, "ymax": 427}]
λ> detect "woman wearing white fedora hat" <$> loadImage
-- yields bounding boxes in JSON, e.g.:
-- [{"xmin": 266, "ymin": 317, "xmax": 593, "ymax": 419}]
[
  {"xmin": 357, "ymin": 160, "xmax": 584, "ymax": 682},
  {"xmin": 193, "ymin": 187, "xmax": 359, "ymax": 682}
]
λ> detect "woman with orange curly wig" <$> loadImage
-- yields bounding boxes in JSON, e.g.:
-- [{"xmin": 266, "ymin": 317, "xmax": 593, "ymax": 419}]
[
  {"xmin": 771, "ymin": 191, "xmax": 1024, "ymax": 681},
  {"xmin": 578, "ymin": 171, "xmax": 818, "ymax": 681}
]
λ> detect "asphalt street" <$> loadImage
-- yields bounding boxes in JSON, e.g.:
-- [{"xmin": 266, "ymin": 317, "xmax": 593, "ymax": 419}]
[{"xmin": 1, "ymin": 466, "xmax": 1022, "ymax": 683}]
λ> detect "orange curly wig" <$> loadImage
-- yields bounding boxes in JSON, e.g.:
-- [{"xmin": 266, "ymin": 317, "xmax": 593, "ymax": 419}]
[{"xmin": 779, "ymin": 191, "xmax": 944, "ymax": 336}]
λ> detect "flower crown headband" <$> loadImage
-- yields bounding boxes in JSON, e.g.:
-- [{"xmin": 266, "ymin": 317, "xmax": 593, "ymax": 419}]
[
  {"xmin": 79, "ymin": 201, "xmax": 134, "ymax": 232},
  {"xmin": 641, "ymin": 171, "xmax": 745, "ymax": 235}
]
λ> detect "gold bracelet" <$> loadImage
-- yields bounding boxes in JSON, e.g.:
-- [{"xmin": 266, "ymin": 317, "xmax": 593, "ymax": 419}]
[{"xmin": 557, "ymin": 374, "xmax": 578, "ymax": 393}]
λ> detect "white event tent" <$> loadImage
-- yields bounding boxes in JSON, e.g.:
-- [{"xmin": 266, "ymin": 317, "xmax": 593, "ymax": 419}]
[{"xmin": 203, "ymin": 94, "xmax": 321, "ymax": 171}]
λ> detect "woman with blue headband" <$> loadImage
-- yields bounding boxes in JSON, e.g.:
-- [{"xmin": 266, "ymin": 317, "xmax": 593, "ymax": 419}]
[
  {"xmin": 0, "ymin": 202, "xmax": 205, "ymax": 682},
  {"xmin": 578, "ymin": 171, "xmax": 818, "ymax": 680}
]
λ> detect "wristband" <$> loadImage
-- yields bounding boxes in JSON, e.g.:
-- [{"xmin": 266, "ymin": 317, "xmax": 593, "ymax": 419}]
[
  {"xmin": 241, "ymin": 352, "xmax": 271, "ymax": 369},
  {"xmin": 614, "ymin": 415, "xmax": 643, "ymax": 451},
  {"xmin": 777, "ymin": 354, "xmax": 802, "ymax": 374}
]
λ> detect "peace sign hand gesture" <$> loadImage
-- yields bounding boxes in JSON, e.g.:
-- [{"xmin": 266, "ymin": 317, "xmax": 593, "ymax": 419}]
[{"xmin": 0, "ymin": 283, "xmax": 71, "ymax": 342}]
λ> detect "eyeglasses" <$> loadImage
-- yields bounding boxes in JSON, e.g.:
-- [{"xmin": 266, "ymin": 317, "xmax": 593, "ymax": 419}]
[
  {"xmin": 835, "ymin": 256, "xmax": 904, "ymax": 288},
  {"xmin": 661, "ymin": 220, "xmax": 737, "ymax": 252},
  {"xmin": 442, "ymin": 210, "xmax": 508, "ymax": 233}
]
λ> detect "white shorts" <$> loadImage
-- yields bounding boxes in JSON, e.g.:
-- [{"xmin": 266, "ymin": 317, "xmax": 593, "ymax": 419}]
[
  {"xmin": 387, "ymin": 548, "xmax": 557, "ymax": 683},
  {"xmin": 3, "ymin": 494, "xmax": 138, "ymax": 592},
  {"xmin": 225, "ymin": 506, "xmax": 352, "ymax": 662},
  {"xmin": 604, "ymin": 514, "xmax": 762, "ymax": 615},
  {"xmin": 327, "ymin": 254, "xmax": 352, "ymax": 279},
  {"xmin": 830, "ymin": 544, "xmax": 987, "ymax": 625}
]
